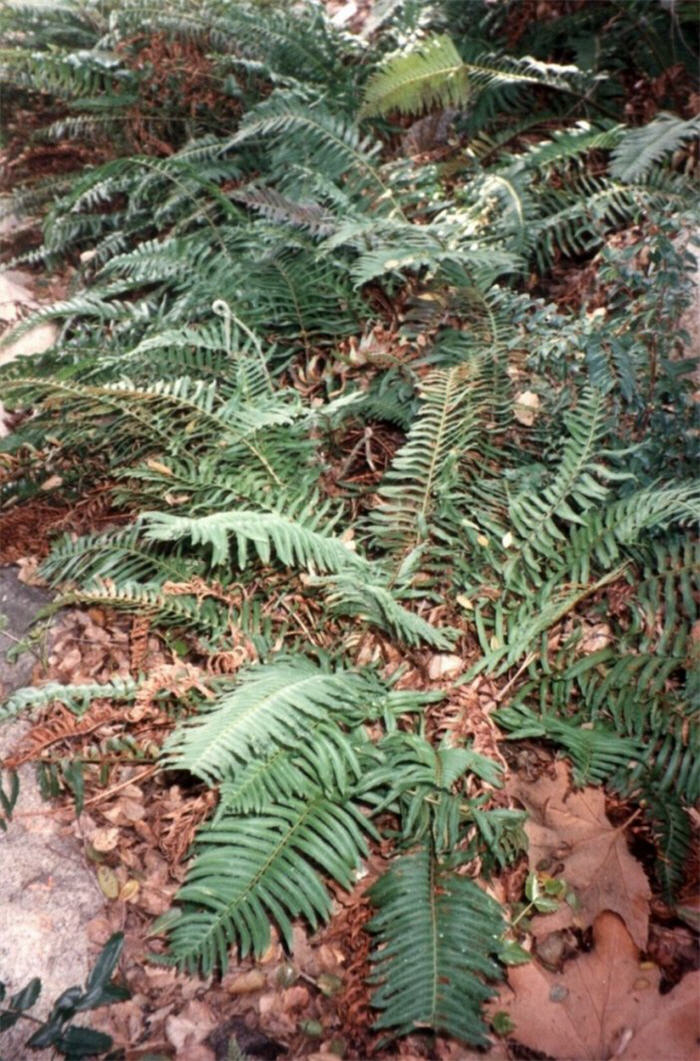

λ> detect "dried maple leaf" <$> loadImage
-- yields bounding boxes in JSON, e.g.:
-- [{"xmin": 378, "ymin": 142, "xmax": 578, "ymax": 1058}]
[
  {"xmin": 507, "ymin": 761, "xmax": 650, "ymax": 948},
  {"xmin": 497, "ymin": 911, "xmax": 700, "ymax": 1060}
]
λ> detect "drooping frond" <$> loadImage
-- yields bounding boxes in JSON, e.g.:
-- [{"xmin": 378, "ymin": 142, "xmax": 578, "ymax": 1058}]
[
  {"xmin": 143, "ymin": 508, "xmax": 364, "ymax": 572},
  {"xmin": 610, "ymin": 112, "xmax": 700, "ymax": 182},
  {"xmin": 166, "ymin": 792, "xmax": 371, "ymax": 973},
  {"xmin": 320, "ymin": 573, "xmax": 456, "ymax": 650},
  {"xmin": 495, "ymin": 703, "xmax": 645, "ymax": 787},
  {"xmin": 368, "ymin": 848, "xmax": 504, "ymax": 1045}
]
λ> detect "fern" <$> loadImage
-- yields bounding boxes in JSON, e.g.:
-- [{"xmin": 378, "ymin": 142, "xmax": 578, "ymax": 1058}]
[
  {"xmin": 610, "ymin": 112, "xmax": 700, "ymax": 182},
  {"xmin": 367, "ymin": 847, "xmax": 504, "ymax": 1045},
  {"xmin": 166, "ymin": 793, "xmax": 371, "ymax": 973},
  {"xmin": 1, "ymin": 677, "xmax": 140, "ymax": 723},
  {"xmin": 369, "ymin": 360, "xmax": 498, "ymax": 555},
  {"xmin": 361, "ymin": 36, "xmax": 587, "ymax": 121},
  {"xmin": 143, "ymin": 508, "xmax": 364, "ymax": 573},
  {"xmin": 160, "ymin": 661, "xmax": 376, "ymax": 787},
  {"xmin": 361, "ymin": 35, "xmax": 472, "ymax": 118},
  {"xmin": 319, "ymin": 573, "xmax": 456, "ymax": 650},
  {"xmin": 2, "ymin": 1, "xmax": 699, "ymax": 1044}
]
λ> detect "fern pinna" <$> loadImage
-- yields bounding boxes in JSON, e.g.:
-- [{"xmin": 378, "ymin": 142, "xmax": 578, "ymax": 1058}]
[{"xmin": 1, "ymin": 0, "xmax": 699, "ymax": 1050}]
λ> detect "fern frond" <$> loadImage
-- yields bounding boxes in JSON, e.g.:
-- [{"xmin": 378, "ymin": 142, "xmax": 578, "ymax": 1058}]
[
  {"xmin": 361, "ymin": 38, "xmax": 586, "ymax": 121},
  {"xmin": 369, "ymin": 360, "xmax": 495, "ymax": 554},
  {"xmin": 360, "ymin": 35, "xmax": 471, "ymax": 118},
  {"xmin": 143, "ymin": 508, "xmax": 364, "ymax": 573},
  {"xmin": 53, "ymin": 580, "xmax": 228, "ymax": 635},
  {"xmin": 368, "ymin": 848, "xmax": 503, "ymax": 1045},
  {"xmin": 1, "ymin": 676, "xmax": 140, "ymax": 722},
  {"xmin": 231, "ymin": 186, "xmax": 336, "ymax": 236},
  {"xmin": 320, "ymin": 573, "xmax": 456, "ymax": 650},
  {"xmin": 564, "ymin": 495, "xmax": 700, "ymax": 595},
  {"xmin": 610, "ymin": 113, "xmax": 700, "ymax": 182},
  {"xmin": 496, "ymin": 703, "xmax": 644, "ymax": 787},
  {"xmin": 642, "ymin": 786, "xmax": 694, "ymax": 901},
  {"xmin": 160, "ymin": 660, "xmax": 376, "ymax": 787},
  {"xmin": 227, "ymin": 91, "xmax": 397, "ymax": 209},
  {"xmin": 166, "ymin": 793, "xmax": 370, "ymax": 973},
  {"xmin": 504, "ymin": 389, "xmax": 612, "ymax": 582},
  {"xmin": 40, "ymin": 526, "xmax": 200, "ymax": 588}
]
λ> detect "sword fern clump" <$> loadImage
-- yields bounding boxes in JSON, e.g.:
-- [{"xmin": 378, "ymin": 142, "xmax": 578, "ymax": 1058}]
[{"xmin": 1, "ymin": 0, "xmax": 698, "ymax": 1050}]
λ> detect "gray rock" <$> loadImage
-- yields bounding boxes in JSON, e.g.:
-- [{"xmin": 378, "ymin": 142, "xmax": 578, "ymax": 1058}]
[{"xmin": 0, "ymin": 569, "xmax": 104, "ymax": 1060}]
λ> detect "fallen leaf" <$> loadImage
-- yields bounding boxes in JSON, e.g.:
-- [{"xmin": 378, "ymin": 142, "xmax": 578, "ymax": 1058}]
[
  {"xmin": 92, "ymin": 827, "xmax": 120, "ymax": 852},
  {"xmin": 513, "ymin": 390, "xmax": 540, "ymax": 426},
  {"xmin": 119, "ymin": 879, "xmax": 140, "ymax": 902},
  {"xmin": 507, "ymin": 761, "xmax": 650, "ymax": 947},
  {"xmin": 427, "ymin": 653, "xmax": 464, "ymax": 680},
  {"xmin": 96, "ymin": 865, "xmax": 120, "ymax": 899},
  {"xmin": 224, "ymin": 970, "xmax": 266, "ymax": 995},
  {"xmin": 165, "ymin": 999, "xmax": 216, "ymax": 1052},
  {"xmin": 497, "ymin": 912, "xmax": 700, "ymax": 1060}
]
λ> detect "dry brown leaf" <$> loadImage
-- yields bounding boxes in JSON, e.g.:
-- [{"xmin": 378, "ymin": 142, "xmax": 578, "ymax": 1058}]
[
  {"xmin": 497, "ymin": 911, "xmax": 700, "ymax": 1060},
  {"xmin": 91, "ymin": 827, "xmax": 120, "ymax": 853},
  {"xmin": 165, "ymin": 999, "xmax": 216, "ymax": 1053},
  {"xmin": 225, "ymin": 970, "xmax": 267, "ymax": 995},
  {"xmin": 507, "ymin": 761, "xmax": 650, "ymax": 947}
]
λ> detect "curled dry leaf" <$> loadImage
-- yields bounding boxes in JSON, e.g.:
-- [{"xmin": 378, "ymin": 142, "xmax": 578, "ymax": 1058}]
[
  {"xmin": 507, "ymin": 760, "xmax": 650, "ymax": 948},
  {"xmin": 497, "ymin": 911, "xmax": 700, "ymax": 1061}
]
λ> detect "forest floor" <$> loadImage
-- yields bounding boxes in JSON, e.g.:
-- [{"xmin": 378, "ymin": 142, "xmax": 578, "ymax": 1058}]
[
  {"xmin": 0, "ymin": 248, "xmax": 698, "ymax": 1061},
  {"xmin": 1, "ymin": 1, "xmax": 699, "ymax": 1058}
]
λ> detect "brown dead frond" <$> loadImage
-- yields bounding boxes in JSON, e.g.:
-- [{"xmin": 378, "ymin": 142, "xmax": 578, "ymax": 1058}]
[
  {"xmin": 4, "ymin": 700, "xmax": 117, "ymax": 769},
  {"xmin": 130, "ymin": 661, "xmax": 213, "ymax": 721},
  {"xmin": 130, "ymin": 614, "xmax": 151, "ymax": 673}
]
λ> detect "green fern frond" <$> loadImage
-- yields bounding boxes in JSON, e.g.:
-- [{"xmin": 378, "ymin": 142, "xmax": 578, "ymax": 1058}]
[
  {"xmin": 610, "ymin": 113, "xmax": 700, "ymax": 182},
  {"xmin": 143, "ymin": 508, "xmax": 364, "ymax": 573},
  {"xmin": 40, "ymin": 526, "xmax": 200, "ymax": 588},
  {"xmin": 369, "ymin": 360, "xmax": 495, "ymax": 554},
  {"xmin": 641, "ymin": 786, "xmax": 694, "ymax": 901},
  {"xmin": 368, "ymin": 847, "xmax": 504, "ymax": 1045},
  {"xmin": 227, "ymin": 91, "xmax": 398, "ymax": 210},
  {"xmin": 160, "ymin": 660, "xmax": 376, "ymax": 787},
  {"xmin": 504, "ymin": 388, "xmax": 612, "ymax": 582},
  {"xmin": 166, "ymin": 793, "xmax": 370, "ymax": 973},
  {"xmin": 319, "ymin": 573, "xmax": 456, "ymax": 650},
  {"xmin": 1, "ymin": 676, "xmax": 140, "ymax": 722},
  {"xmin": 495, "ymin": 703, "xmax": 644, "ymax": 786},
  {"xmin": 216, "ymin": 722, "xmax": 365, "ymax": 815},
  {"xmin": 360, "ymin": 35, "xmax": 471, "ymax": 119},
  {"xmin": 361, "ymin": 37, "xmax": 586, "ymax": 121},
  {"xmin": 557, "ymin": 484, "xmax": 699, "ymax": 585}
]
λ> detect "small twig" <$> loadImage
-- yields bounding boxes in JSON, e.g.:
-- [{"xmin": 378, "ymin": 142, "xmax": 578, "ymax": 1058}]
[
  {"xmin": 493, "ymin": 652, "xmax": 538, "ymax": 703},
  {"xmin": 82, "ymin": 765, "xmax": 158, "ymax": 808}
]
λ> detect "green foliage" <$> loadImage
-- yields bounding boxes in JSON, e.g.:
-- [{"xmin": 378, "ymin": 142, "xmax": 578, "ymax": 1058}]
[
  {"xmin": 0, "ymin": 934, "xmax": 128, "ymax": 1059},
  {"xmin": 367, "ymin": 847, "xmax": 504, "ymax": 1045},
  {"xmin": 361, "ymin": 34, "xmax": 471, "ymax": 118},
  {"xmin": 611, "ymin": 113, "xmax": 700, "ymax": 182},
  {"xmin": 1, "ymin": 0, "xmax": 698, "ymax": 1049}
]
